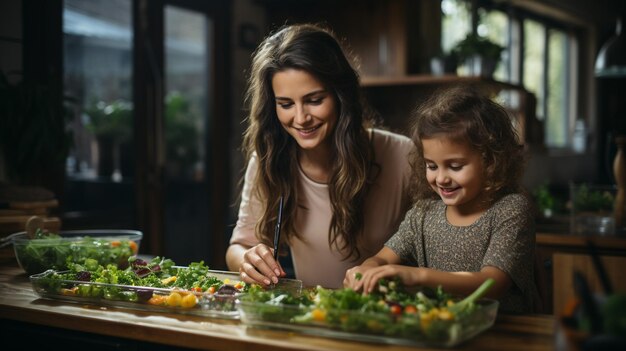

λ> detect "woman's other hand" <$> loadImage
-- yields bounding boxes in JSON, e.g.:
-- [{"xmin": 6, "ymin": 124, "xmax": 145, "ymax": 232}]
[{"xmin": 238, "ymin": 243, "xmax": 286, "ymax": 287}]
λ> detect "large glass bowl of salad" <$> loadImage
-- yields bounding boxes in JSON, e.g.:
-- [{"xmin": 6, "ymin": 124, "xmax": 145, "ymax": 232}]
[{"xmin": 12, "ymin": 229, "xmax": 142, "ymax": 275}]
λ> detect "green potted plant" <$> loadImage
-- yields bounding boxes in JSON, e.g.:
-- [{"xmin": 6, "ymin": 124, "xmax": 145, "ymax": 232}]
[
  {"xmin": 533, "ymin": 183, "xmax": 557, "ymax": 219},
  {"xmin": 430, "ymin": 50, "xmax": 458, "ymax": 76},
  {"xmin": 85, "ymin": 100, "xmax": 132, "ymax": 142},
  {"xmin": 570, "ymin": 183, "xmax": 616, "ymax": 235},
  {"xmin": 452, "ymin": 33, "xmax": 504, "ymax": 77},
  {"xmin": 84, "ymin": 99, "xmax": 132, "ymax": 179},
  {"xmin": 163, "ymin": 92, "xmax": 199, "ymax": 178}
]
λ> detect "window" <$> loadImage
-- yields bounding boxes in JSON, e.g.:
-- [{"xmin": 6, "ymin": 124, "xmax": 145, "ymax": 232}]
[
  {"xmin": 163, "ymin": 5, "xmax": 214, "ymax": 264},
  {"xmin": 478, "ymin": 8, "xmax": 509, "ymax": 82},
  {"xmin": 61, "ymin": 0, "xmax": 230, "ymax": 266},
  {"xmin": 524, "ymin": 21, "xmax": 571, "ymax": 148},
  {"xmin": 441, "ymin": 0, "xmax": 581, "ymax": 150},
  {"xmin": 63, "ymin": 0, "xmax": 135, "ymax": 228},
  {"xmin": 441, "ymin": 0, "xmax": 471, "ymax": 54},
  {"xmin": 546, "ymin": 29, "xmax": 569, "ymax": 147},
  {"xmin": 523, "ymin": 19, "xmax": 546, "ymax": 121}
]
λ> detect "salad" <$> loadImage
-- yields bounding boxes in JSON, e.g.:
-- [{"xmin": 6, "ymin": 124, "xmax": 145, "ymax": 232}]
[
  {"xmin": 31, "ymin": 257, "xmax": 246, "ymax": 311},
  {"xmin": 14, "ymin": 229, "xmax": 140, "ymax": 275},
  {"xmin": 237, "ymin": 278, "xmax": 498, "ymax": 346}
]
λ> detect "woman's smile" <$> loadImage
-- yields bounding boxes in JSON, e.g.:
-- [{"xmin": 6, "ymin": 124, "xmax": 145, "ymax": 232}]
[{"xmin": 295, "ymin": 124, "xmax": 322, "ymax": 137}]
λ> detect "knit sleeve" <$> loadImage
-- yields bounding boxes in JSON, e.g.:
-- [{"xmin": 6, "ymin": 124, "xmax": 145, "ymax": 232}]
[
  {"xmin": 482, "ymin": 194, "xmax": 535, "ymax": 298},
  {"xmin": 385, "ymin": 203, "xmax": 426, "ymax": 266}
]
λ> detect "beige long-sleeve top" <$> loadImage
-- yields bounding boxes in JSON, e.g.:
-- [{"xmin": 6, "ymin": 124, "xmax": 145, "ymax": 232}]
[{"xmin": 229, "ymin": 128, "xmax": 415, "ymax": 288}]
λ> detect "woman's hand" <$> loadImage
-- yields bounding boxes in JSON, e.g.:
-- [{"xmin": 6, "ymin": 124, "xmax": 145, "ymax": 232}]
[
  {"xmin": 238, "ymin": 243, "xmax": 286, "ymax": 287},
  {"xmin": 358, "ymin": 265, "xmax": 423, "ymax": 294}
]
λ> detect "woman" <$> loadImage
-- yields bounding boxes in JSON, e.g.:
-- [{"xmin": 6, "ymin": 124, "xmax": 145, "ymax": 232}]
[{"xmin": 226, "ymin": 23, "xmax": 415, "ymax": 288}]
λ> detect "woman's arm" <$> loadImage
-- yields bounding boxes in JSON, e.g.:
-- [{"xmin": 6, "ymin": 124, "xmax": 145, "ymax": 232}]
[
  {"xmin": 225, "ymin": 243, "xmax": 248, "ymax": 272},
  {"xmin": 227, "ymin": 155, "xmax": 285, "ymax": 287}
]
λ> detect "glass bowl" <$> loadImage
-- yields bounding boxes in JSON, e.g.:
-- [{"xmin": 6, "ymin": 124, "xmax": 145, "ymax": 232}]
[{"xmin": 12, "ymin": 229, "xmax": 142, "ymax": 275}]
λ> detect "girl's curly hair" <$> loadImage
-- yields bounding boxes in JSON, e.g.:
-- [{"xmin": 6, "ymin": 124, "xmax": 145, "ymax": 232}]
[{"xmin": 408, "ymin": 84, "xmax": 526, "ymax": 206}]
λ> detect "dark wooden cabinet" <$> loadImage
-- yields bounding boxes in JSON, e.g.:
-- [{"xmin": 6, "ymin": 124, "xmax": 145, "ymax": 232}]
[{"xmin": 535, "ymin": 232, "xmax": 626, "ymax": 315}]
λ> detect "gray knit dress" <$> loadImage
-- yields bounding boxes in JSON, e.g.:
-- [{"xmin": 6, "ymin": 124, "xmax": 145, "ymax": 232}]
[{"xmin": 385, "ymin": 193, "xmax": 538, "ymax": 314}]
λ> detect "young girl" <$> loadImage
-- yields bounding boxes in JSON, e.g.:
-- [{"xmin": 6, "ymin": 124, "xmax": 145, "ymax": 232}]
[
  {"xmin": 344, "ymin": 85, "xmax": 538, "ymax": 314},
  {"xmin": 227, "ymin": 23, "xmax": 414, "ymax": 289}
]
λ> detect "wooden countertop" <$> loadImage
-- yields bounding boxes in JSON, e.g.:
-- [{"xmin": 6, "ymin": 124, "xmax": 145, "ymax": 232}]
[{"xmin": 0, "ymin": 252, "xmax": 555, "ymax": 351}]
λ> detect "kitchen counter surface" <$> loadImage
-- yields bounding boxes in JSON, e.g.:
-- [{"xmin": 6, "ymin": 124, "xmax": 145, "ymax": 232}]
[{"xmin": 0, "ymin": 249, "xmax": 556, "ymax": 351}]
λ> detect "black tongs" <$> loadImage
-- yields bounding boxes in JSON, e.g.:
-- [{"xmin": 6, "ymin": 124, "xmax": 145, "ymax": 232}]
[
  {"xmin": 268, "ymin": 196, "xmax": 284, "ymax": 290},
  {"xmin": 273, "ymin": 195, "xmax": 284, "ymax": 262}
]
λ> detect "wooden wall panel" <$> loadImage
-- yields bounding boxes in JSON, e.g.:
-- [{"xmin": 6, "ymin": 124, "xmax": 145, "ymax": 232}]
[{"xmin": 552, "ymin": 253, "xmax": 626, "ymax": 316}]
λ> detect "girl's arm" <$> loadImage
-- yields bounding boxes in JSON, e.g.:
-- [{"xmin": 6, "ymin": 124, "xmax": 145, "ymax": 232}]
[
  {"xmin": 359, "ymin": 264, "xmax": 512, "ymax": 299},
  {"xmin": 343, "ymin": 246, "xmax": 401, "ymax": 290}
]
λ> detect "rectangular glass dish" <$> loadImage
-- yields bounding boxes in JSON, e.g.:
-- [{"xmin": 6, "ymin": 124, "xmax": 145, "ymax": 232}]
[
  {"xmin": 31, "ymin": 268, "xmax": 302, "ymax": 319},
  {"xmin": 237, "ymin": 298, "xmax": 498, "ymax": 347}
]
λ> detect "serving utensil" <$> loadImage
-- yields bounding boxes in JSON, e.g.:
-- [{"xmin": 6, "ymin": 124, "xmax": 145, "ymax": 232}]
[
  {"xmin": 0, "ymin": 215, "xmax": 43, "ymax": 248},
  {"xmin": 25, "ymin": 215, "xmax": 43, "ymax": 239},
  {"xmin": 273, "ymin": 196, "xmax": 284, "ymax": 262},
  {"xmin": 267, "ymin": 196, "xmax": 284, "ymax": 290},
  {"xmin": 0, "ymin": 233, "xmax": 19, "ymax": 248}
]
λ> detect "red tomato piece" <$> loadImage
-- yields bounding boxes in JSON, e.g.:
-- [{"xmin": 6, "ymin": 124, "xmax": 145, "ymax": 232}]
[
  {"xmin": 404, "ymin": 305, "xmax": 418, "ymax": 314},
  {"xmin": 390, "ymin": 305, "xmax": 402, "ymax": 315}
]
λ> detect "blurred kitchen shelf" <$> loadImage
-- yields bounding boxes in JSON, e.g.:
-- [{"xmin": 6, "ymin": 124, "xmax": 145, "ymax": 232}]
[
  {"xmin": 360, "ymin": 74, "xmax": 538, "ymax": 146},
  {"xmin": 0, "ymin": 185, "xmax": 61, "ymax": 236},
  {"xmin": 361, "ymin": 74, "xmax": 527, "ymax": 91},
  {"xmin": 0, "ymin": 216, "xmax": 61, "ymax": 236}
]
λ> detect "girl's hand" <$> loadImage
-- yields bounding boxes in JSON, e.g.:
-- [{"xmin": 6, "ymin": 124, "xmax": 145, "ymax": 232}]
[
  {"xmin": 344, "ymin": 248, "xmax": 401, "ymax": 291},
  {"xmin": 343, "ymin": 265, "xmax": 370, "ymax": 291},
  {"xmin": 238, "ymin": 243, "xmax": 286, "ymax": 287},
  {"xmin": 359, "ymin": 265, "xmax": 423, "ymax": 294}
]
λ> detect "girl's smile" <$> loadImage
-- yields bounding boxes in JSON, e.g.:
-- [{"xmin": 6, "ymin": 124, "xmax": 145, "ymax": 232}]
[{"xmin": 438, "ymin": 186, "xmax": 461, "ymax": 197}]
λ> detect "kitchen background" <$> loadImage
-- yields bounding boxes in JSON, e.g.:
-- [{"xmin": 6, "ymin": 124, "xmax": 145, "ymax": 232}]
[{"xmin": 1, "ymin": 0, "xmax": 625, "ymax": 282}]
